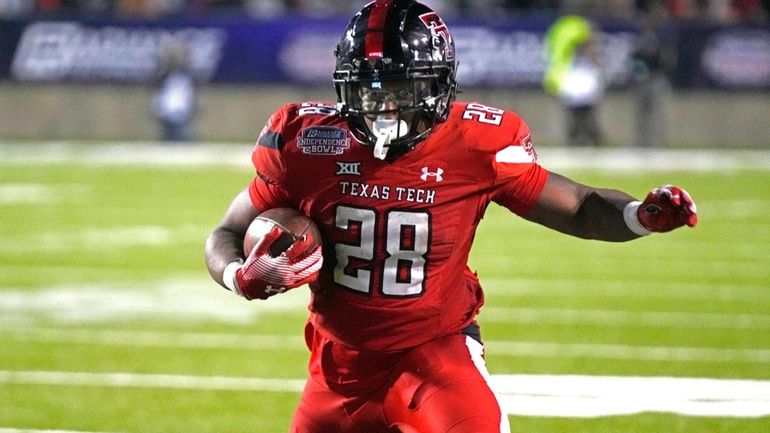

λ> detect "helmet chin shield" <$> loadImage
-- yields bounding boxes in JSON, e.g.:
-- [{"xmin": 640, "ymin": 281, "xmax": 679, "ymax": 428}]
[
  {"xmin": 333, "ymin": 0, "xmax": 458, "ymax": 160},
  {"xmin": 371, "ymin": 117, "xmax": 409, "ymax": 160}
]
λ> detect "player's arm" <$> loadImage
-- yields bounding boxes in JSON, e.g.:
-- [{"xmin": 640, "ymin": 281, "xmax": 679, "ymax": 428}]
[
  {"xmin": 204, "ymin": 187, "xmax": 258, "ymax": 288},
  {"xmin": 205, "ymin": 105, "xmax": 292, "ymax": 284},
  {"xmin": 204, "ymin": 183, "xmax": 322, "ymax": 300},
  {"xmin": 523, "ymin": 171, "xmax": 697, "ymax": 241},
  {"xmin": 205, "ymin": 104, "xmax": 322, "ymax": 300}
]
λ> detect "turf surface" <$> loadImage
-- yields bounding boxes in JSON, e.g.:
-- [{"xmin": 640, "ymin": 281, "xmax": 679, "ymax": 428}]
[{"xmin": 1, "ymin": 143, "xmax": 768, "ymax": 432}]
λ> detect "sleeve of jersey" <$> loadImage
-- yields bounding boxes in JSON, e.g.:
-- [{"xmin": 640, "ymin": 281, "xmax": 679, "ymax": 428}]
[
  {"xmin": 247, "ymin": 106, "xmax": 294, "ymax": 212},
  {"xmin": 248, "ymin": 176, "xmax": 292, "ymax": 212},
  {"xmin": 490, "ymin": 122, "xmax": 549, "ymax": 216}
]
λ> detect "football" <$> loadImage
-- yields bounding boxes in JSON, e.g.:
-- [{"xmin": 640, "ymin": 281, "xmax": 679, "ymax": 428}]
[{"xmin": 243, "ymin": 208, "xmax": 322, "ymax": 258}]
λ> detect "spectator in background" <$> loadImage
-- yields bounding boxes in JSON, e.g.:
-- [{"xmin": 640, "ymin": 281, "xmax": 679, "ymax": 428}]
[
  {"xmin": 244, "ymin": 0, "xmax": 287, "ymax": 17},
  {"xmin": 152, "ymin": 39, "xmax": 198, "ymax": 142},
  {"xmin": 729, "ymin": 0, "xmax": 768, "ymax": 22},
  {"xmin": 0, "ymin": 0, "xmax": 34, "ymax": 17},
  {"xmin": 559, "ymin": 0, "xmax": 634, "ymax": 18},
  {"xmin": 543, "ymin": 14, "xmax": 606, "ymax": 147},
  {"xmin": 287, "ymin": 0, "xmax": 355, "ymax": 16},
  {"xmin": 503, "ymin": 0, "xmax": 560, "ymax": 16},
  {"xmin": 631, "ymin": 0, "xmax": 674, "ymax": 147},
  {"xmin": 115, "ymin": 0, "xmax": 189, "ymax": 17},
  {"xmin": 665, "ymin": 0, "xmax": 712, "ymax": 20},
  {"xmin": 36, "ymin": 0, "xmax": 78, "ymax": 14}
]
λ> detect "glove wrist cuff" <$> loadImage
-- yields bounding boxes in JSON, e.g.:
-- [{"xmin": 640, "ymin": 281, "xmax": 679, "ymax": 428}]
[
  {"xmin": 223, "ymin": 260, "xmax": 244, "ymax": 295},
  {"xmin": 624, "ymin": 201, "xmax": 651, "ymax": 236}
]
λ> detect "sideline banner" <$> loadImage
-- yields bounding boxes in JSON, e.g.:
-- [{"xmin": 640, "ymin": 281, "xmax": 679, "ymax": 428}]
[
  {"xmin": 0, "ymin": 17, "xmax": 335, "ymax": 84},
  {"xmin": 0, "ymin": 17, "xmax": 767, "ymax": 90},
  {"xmin": 673, "ymin": 23, "xmax": 770, "ymax": 89}
]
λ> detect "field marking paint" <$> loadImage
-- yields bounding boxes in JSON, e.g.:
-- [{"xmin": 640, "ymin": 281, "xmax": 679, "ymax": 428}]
[
  {"xmin": 2, "ymin": 284, "xmax": 768, "ymax": 362},
  {"xmin": 0, "ymin": 184, "xmax": 56, "ymax": 204},
  {"xmin": 0, "ymin": 370, "xmax": 305, "ymax": 393},
  {"xmin": 0, "ymin": 429, "xmax": 116, "ymax": 433},
  {"xmin": 1, "ymin": 282, "xmax": 767, "ymax": 331},
  {"xmin": 493, "ymin": 374, "xmax": 770, "ymax": 418},
  {"xmin": 0, "ymin": 429, "xmax": 117, "ymax": 433},
  {"xmin": 488, "ymin": 341, "xmax": 770, "ymax": 363},
  {"xmin": 4, "ymin": 327, "xmax": 770, "ymax": 364},
  {"xmin": 33, "ymin": 226, "xmax": 172, "ymax": 249},
  {"xmin": 475, "ymin": 254, "xmax": 770, "ymax": 282},
  {"xmin": 80, "ymin": 226, "xmax": 171, "ymax": 247},
  {"xmin": 2, "ymin": 142, "xmax": 770, "ymax": 171},
  {"xmin": 2, "ymin": 370, "xmax": 768, "ymax": 418},
  {"xmin": 536, "ymin": 147, "xmax": 770, "ymax": 171},
  {"xmin": 4, "ymin": 327, "xmax": 307, "ymax": 350},
  {"xmin": 705, "ymin": 199, "xmax": 770, "ymax": 219},
  {"xmin": 0, "ymin": 142, "xmax": 250, "ymax": 167},
  {"xmin": 481, "ymin": 277, "xmax": 770, "ymax": 302},
  {"xmin": 480, "ymin": 306, "xmax": 770, "ymax": 330},
  {"xmin": 1, "ymin": 223, "xmax": 210, "ymax": 253},
  {"xmin": 0, "ymin": 280, "xmax": 308, "ymax": 324}
]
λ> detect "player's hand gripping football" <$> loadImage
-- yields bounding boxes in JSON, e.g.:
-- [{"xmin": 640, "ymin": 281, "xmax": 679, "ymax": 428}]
[
  {"xmin": 636, "ymin": 185, "xmax": 698, "ymax": 233},
  {"xmin": 233, "ymin": 225, "xmax": 323, "ymax": 300}
]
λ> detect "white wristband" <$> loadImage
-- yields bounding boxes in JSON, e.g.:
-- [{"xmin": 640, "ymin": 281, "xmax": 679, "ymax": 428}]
[
  {"xmin": 623, "ymin": 201, "xmax": 651, "ymax": 236},
  {"xmin": 222, "ymin": 261, "xmax": 244, "ymax": 295}
]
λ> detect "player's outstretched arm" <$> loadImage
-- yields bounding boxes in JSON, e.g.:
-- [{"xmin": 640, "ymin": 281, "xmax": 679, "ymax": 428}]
[{"xmin": 523, "ymin": 172, "xmax": 697, "ymax": 242}]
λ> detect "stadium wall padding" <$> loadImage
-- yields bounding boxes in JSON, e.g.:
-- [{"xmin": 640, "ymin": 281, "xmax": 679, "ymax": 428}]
[{"xmin": 0, "ymin": 83, "xmax": 767, "ymax": 148}]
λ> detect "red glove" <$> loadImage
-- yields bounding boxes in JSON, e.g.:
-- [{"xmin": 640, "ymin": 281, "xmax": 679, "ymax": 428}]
[
  {"xmin": 627, "ymin": 185, "xmax": 698, "ymax": 234},
  {"xmin": 232, "ymin": 225, "xmax": 322, "ymax": 300}
]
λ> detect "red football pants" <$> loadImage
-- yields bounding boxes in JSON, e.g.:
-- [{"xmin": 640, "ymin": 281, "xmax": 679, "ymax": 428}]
[{"xmin": 289, "ymin": 323, "xmax": 509, "ymax": 433}]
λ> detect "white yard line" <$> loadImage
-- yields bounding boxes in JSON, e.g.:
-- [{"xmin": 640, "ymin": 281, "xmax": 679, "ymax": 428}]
[
  {"xmin": 3, "ymin": 327, "xmax": 307, "ymax": 350},
  {"xmin": 537, "ymin": 147, "xmax": 770, "ymax": 171},
  {"xmin": 479, "ymin": 306, "xmax": 770, "ymax": 330},
  {"xmin": 0, "ymin": 184, "xmax": 58, "ymax": 204},
  {"xmin": 1, "ymin": 281, "xmax": 767, "ymax": 364},
  {"xmin": 480, "ymin": 277, "xmax": 770, "ymax": 302},
  {"xmin": 493, "ymin": 374, "xmax": 770, "ymax": 418},
  {"xmin": 1, "ymin": 281, "xmax": 767, "ymax": 330},
  {"xmin": 1, "ymin": 370, "xmax": 768, "ymax": 418},
  {"xmin": 0, "ymin": 142, "xmax": 251, "ymax": 167},
  {"xmin": 4, "ymin": 327, "xmax": 769, "ymax": 364},
  {"xmin": 0, "ymin": 281, "xmax": 309, "ymax": 324},
  {"xmin": 0, "ymin": 427, "xmax": 118, "ymax": 433},
  {"xmin": 0, "ymin": 370, "xmax": 305, "ymax": 393},
  {"xmin": 489, "ymin": 341, "xmax": 770, "ymax": 363}
]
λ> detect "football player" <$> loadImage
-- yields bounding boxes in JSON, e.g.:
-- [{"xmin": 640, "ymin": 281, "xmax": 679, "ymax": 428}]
[{"xmin": 204, "ymin": 1, "xmax": 698, "ymax": 432}]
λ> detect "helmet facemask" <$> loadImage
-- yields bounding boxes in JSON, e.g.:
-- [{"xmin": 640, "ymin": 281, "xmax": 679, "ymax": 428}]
[{"xmin": 334, "ymin": 61, "xmax": 455, "ymax": 160}]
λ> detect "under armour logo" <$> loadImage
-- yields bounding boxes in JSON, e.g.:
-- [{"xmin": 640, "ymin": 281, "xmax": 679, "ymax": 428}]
[
  {"xmin": 264, "ymin": 285, "xmax": 286, "ymax": 294},
  {"xmin": 420, "ymin": 167, "xmax": 444, "ymax": 182},
  {"xmin": 336, "ymin": 161, "xmax": 362, "ymax": 176}
]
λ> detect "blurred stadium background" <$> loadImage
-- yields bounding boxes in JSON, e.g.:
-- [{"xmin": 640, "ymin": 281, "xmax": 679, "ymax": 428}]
[
  {"xmin": 1, "ymin": 1, "xmax": 769, "ymax": 432},
  {"xmin": 1, "ymin": 0, "xmax": 769, "ymax": 145}
]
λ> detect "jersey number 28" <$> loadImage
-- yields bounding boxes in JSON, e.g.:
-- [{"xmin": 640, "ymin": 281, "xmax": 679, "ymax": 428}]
[
  {"xmin": 462, "ymin": 103, "xmax": 503, "ymax": 126},
  {"xmin": 334, "ymin": 205, "xmax": 429, "ymax": 297}
]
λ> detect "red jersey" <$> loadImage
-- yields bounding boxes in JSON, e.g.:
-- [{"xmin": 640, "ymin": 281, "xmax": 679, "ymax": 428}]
[{"xmin": 249, "ymin": 101, "xmax": 548, "ymax": 351}]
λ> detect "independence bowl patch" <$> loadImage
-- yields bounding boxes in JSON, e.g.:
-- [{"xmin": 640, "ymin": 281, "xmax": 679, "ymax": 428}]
[{"xmin": 297, "ymin": 126, "xmax": 351, "ymax": 156}]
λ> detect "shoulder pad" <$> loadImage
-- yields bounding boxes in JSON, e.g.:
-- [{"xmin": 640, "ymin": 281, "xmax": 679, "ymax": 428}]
[
  {"xmin": 449, "ymin": 101, "xmax": 528, "ymax": 153},
  {"xmin": 256, "ymin": 101, "xmax": 339, "ymax": 151}
]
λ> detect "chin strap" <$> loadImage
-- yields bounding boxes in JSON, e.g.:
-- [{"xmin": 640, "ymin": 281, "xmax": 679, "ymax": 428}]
[{"xmin": 372, "ymin": 117, "xmax": 408, "ymax": 160}]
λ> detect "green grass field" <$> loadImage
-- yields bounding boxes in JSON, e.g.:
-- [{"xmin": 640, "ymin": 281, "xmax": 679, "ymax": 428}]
[{"xmin": 1, "ymin": 143, "xmax": 768, "ymax": 433}]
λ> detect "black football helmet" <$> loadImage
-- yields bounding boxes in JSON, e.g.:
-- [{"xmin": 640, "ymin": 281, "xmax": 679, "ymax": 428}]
[{"xmin": 333, "ymin": 0, "xmax": 458, "ymax": 160}]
